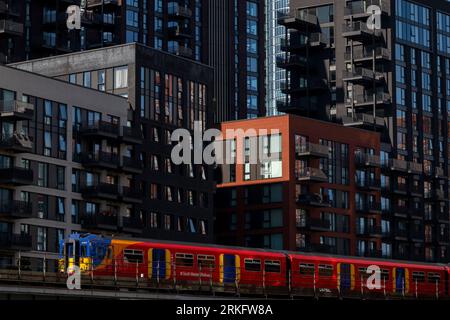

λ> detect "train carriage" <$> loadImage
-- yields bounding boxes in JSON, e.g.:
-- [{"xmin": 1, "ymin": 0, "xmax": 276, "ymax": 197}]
[{"xmin": 59, "ymin": 234, "xmax": 449, "ymax": 299}]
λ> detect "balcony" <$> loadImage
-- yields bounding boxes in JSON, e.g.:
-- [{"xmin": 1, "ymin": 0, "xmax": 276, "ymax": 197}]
[
  {"xmin": 342, "ymin": 68, "xmax": 384, "ymax": 85},
  {"xmin": 437, "ymin": 234, "xmax": 450, "ymax": 245},
  {"xmin": 0, "ymin": 201, "xmax": 32, "ymax": 219},
  {"xmin": 280, "ymin": 79, "xmax": 328, "ymax": 95},
  {"xmin": 393, "ymin": 229, "xmax": 409, "ymax": 241},
  {"xmin": 297, "ymin": 193, "xmax": 331, "ymax": 208},
  {"xmin": 121, "ymin": 126, "xmax": 143, "ymax": 145},
  {"xmin": 387, "ymin": 159, "xmax": 408, "ymax": 173},
  {"xmin": 409, "ymin": 207, "xmax": 424, "ymax": 219},
  {"xmin": 122, "ymin": 217, "xmax": 144, "ymax": 234},
  {"xmin": 408, "ymin": 162, "xmax": 423, "ymax": 175},
  {"xmin": 121, "ymin": 156, "xmax": 143, "ymax": 174},
  {"xmin": 296, "ymin": 143, "xmax": 329, "ymax": 159},
  {"xmin": 410, "ymin": 184, "xmax": 422, "ymax": 197},
  {"xmin": 81, "ymin": 183, "xmax": 120, "ymax": 201},
  {"xmin": 357, "ymin": 226, "xmax": 382, "ymax": 238},
  {"xmin": 80, "ymin": 213, "xmax": 118, "ymax": 231},
  {"xmin": 295, "ymin": 167, "xmax": 328, "ymax": 183},
  {"xmin": 0, "ymin": 100, "xmax": 34, "ymax": 121},
  {"xmin": 357, "ymin": 250, "xmax": 382, "ymax": 258},
  {"xmin": 392, "ymin": 183, "xmax": 408, "ymax": 195},
  {"xmin": 437, "ymin": 212, "xmax": 449, "ymax": 223},
  {"xmin": 0, "ymin": 133, "xmax": 33, "ymax": 153},
  {"xmin": 86, "ymin": 0, "xmax": 118, "ymax": 8},
  {"xmin": 355, "ymin": 178, "xmax": 381, "ymax": 191},
  {"xmin": 78, "ymin": 152, "xmax": 120, "ymax": 170},
  {"xmin": 168, "ymin": 4, "xmax": 192, "ymax": 19},
  {"xmin": 276, "ymin": 99, "xmax": 319, "ymax": 114},
  {"xmin": 276, "ymin": 55, "xmax": 308, "ymax": 71},
  {"xmin": 0, "ymin": 233, "xmax": 32, "ymax": 250},
  {"xmin": 342, "ymin": 21, "xmax": 383, "ymax": 41},
  {"xmin": 434, "ymin": 167, "xmax": 446, "ymax": 180},
  {"xmin": 173, "ymin": 46, "xmax": 193, "ymax": 58},
  {"xmin": 344, "ymin": 0, "xmax": 389, "ymax": 19},
  {"xmin": 410, "ymin": 230, "xmax": 425, "ymax": 242},
  {"xmin": 278, "ymin": 10, "xmax": 319, "ymax": 31},
  {"xmin": 79, "ymin": 121, "xmax": 120, "ymax": 140},
  {"xmin": 297, "ymin": 218, "xmax": 331, "ymax": 232},
  {"xmin": 347, "ymin": 92, "xmax": 391, "ymax": 109},
  {"xmin": 121, "ymin": 186, "xmax": 143, "ymax": 205},
  {"xmin": 167, "ymin": 26, "xmax": 192, "ymax": 39},
  {"xmin": 434, "ymin": 189, "xmax": 446, "ymax": 201},
  {"xmin": 0, "ymin": 167, "xmax": 33, "ymax": 186},
  {"xmin": 356, "ymin": 202, "xmax": 382, "ymax": 215},
  {"xmin": 355, "ymin": 153, "xmax": 381, "ymax": 168},
  {"xmin": 342, "ymin": 113, "xmax": 385, "ymax": 130},
  {"xmin": 393, "ymin": 205, "xmax": 408, "ymax": 218},
  {"xmin": 280, "ymin": 33, "xmax": 328, "ymax": 53},
  {"xmin": 0, "ymin": 19, "xmax": 23, "ymax": 36},
  {"xmin": 344, "ymin": 46, "xmax": 390, "ymax": 63}
]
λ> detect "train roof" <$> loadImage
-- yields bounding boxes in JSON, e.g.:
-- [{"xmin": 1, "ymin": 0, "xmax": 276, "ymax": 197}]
[{"xmin": 71, "ymin": 233, "xmax": 449, "ymax": 269}]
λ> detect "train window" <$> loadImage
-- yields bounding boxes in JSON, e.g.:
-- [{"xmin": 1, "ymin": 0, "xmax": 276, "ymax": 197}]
[
  {"xmin": 244, "ymin": 258, "xmax": 261, "ymax": 272},
  {"xmin": 299, "ymin": 263, "xmax": 315, "ymax": 275},
  {"xmin": 123, "ymin": 249, "xmax": 144, "ymax": 264},
  {"xmin": 198, "ymin": 255, "xmax": 215, "ymax": 269},
  {"xmin": 412, "ymin": 272, "xmax": 425, "ymax": 283},
  {"xmin": 381, "ymin": 269, "xmax": 390, "ymax": 281},
  {"xmin": 81, "ymin": 244, "xmax": 87, "ymax": 257},
  {"xmin": 428, "ymin": 273, "xmax": 441, "ymax": 284},
  {"xmin": 175, "ymin": 253, "xmax": 194, "ymax": 267},
  {"xmin": 264, "ymin": 260, "xmax": 281, "ymax": 273},
  {"xmin": 318, "ymin": 265, "xmax": 333, "ymax": 277}
]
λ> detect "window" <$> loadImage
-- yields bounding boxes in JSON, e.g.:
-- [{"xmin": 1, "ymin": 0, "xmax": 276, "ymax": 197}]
[
  {"xmin": 83, "ymin": 72, "xmax": 91, "ymax": 88},
  {"xmin": 114, "ymin": 66, "xmax": 128, "ymax": 89},
  {"xmin": 37, "ymin": 163, "xmax": 48, "ymax": 187},
  {"xmin": 175, "ymin": 253, "xmax": 194, "ymax": 267},
  {"xmin": 318, "ymin": 264, "xmax": 333, "ymax": 277},
  {"xmin": 299, "ymin": 263, "xmax": 315, "ymax": 275},
  {"xmin": 428, "ymin": 273, "xmax": 441, "ymax": 284},
  {"xmin": 264, "ymin": 260, "xmax": 281, "ymax": 273},
  {"xmin": 198, "ymin": 255, "xmax": 215, "ymax": 269},
  {"xmin": 412, "ymin": 271, "xmax": 425, "ymax": 283},
  {"xmin": 37, "ymin": 227, "xmax": 47, "ymax": 252},
  {"xmin": 123, "ymin": 249, "xmax": 144, "ymax": 264},
  {"xmin": 244, "ymin": 258, "xmax": 261, "ymax": 272}
]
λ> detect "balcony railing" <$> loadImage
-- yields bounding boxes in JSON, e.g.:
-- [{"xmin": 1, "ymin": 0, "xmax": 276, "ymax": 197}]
[
  {"xmin": 344, "ymin": 0, "xmax": 389, "ymax": 16},
  {"xmin": 81, "ymin": 183, "xmax": 120, "ymax": 200},
  {"xmin": 348, "ymin": 92, "xmax": 391, "ymax": 107},
  {"xmin": 278, "ymin": 10, "xmax": 319, "ymax": 26},
  {"xmin": 295, "ymin": 167, "xmax": 328, "ymax": 182},
  {"xmin": 0, "ymin": 233, "xmax": 32, "ymax": 250},
  {"xmin": 297, "ymin": 193, "xmax": 331, "ymax": 207},
  {"xmin": 0, "ymin": 133, "xmax": 33, "ymax": 153},
  {"xmin": 0, "ymin": 100, "xmax": 34, "ymax": 120},
  {"xmin": 0, "ymin": 167, "xmax": 34, "ymax": 185},
  {"xmin": 342, "ymin": 21, "xmax": 382, "ymax": 38},
  {"xmin": 345, "ymin": 46, "xmax": 390, "ymax": 61},
  {"xmin": 355, "ymin": 153, "xmax": 381, "ymax": 167},
  {"xmin": 79, "ymin": 151, "xmax": 120, "ymax": 169},
  {"xmin": 408, "ymin": 162, "xmax": 423, "ymax": 175},
  {"xmin": 79, "ymin": 121, "xmax": 120, "ymax": 138},
  {"xmin": 0, "ymin": 200, "xmax": 32, "ymax": 219},
  {"xmin": 296, "ymin": 143, "xmax": 329, "ymax": 158},
  {"xmin": 81, "ymin": 214, "xmax": 118, "ymax": 230},
  {"xmin": 121, "ymin": 156, "xmax": 143, "ymax": 173},
  {"xmin": 388, "ymin": 159, "xmax": 408, "ymax": 172},
  {"xmin": 0, "ymin": 19, "xmax": 23, "ymax": 36},
  {"xmin": 87, "ymin": 0, "xmax": 119, "ymax": 8},
  {"xmin": 168, "ymin": 4, "xmax": 192, "ymax": 18},
  {"xmin": 122, "ymin": 217, "xmax": 144, "ymax": 233},
  {"xmin": 121, "ymin": 126, "xmax": 143, "ymax": 144},
  {"xmin": 121, "ymin": 186, "xmax": 143, "ymax": 204},
  {"xmin": 357, "ymin": 226, "xmax": 382, "ymax": 237},
  {"xmin": 276, "ymin": 55, "xmax": 308, "ymax": 69}
]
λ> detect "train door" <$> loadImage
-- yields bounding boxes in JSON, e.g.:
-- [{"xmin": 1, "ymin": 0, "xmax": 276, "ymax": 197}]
[
  {"xmin": 148, "ymin": 248, "xmax": 171, "ymax": 280},
  {"xmin": 220, "ymin": 254, "xmax": 240, "ymax": 284},
  {"xmin": 393, "ymin": 267, "xmax": 409, "ymax": 294},
  {"xmin": 338, "ymin": 263, "xmax": 354, "ymax": 291}
]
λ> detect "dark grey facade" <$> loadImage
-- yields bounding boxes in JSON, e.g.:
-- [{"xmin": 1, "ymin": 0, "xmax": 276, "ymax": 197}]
[
  {"xmin": 10, "ymin": 43, "xmax": 216, "ymax": 245},
  {"xmin": 279, "ymin": 0, "xmax": 449, "ymax": 263},
  {"xmin": 0, "ymin": 64, "xmax": 134, "ymax": 271}
]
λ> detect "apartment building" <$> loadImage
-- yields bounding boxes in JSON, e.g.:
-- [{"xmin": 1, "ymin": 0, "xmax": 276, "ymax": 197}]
[
  {"xmin": 11, "ymin": 43, "xmax": 216, "ymax": 244},
  {"xmin": 0, "ymin": 64, "xmax": 136, "ymax": 271},
  {"xmin": 276, "ymin": 0, "xmax": 449, "ymax": 262},
  {"xmin": 215, "ymin": 114, "xmax": 387, "ymax": 258}
]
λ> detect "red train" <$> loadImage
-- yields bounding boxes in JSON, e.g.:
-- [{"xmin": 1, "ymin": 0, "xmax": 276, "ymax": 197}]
[{"xmin": 59, "ymin": 234, "xmax": 450, "ymax": 299}]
